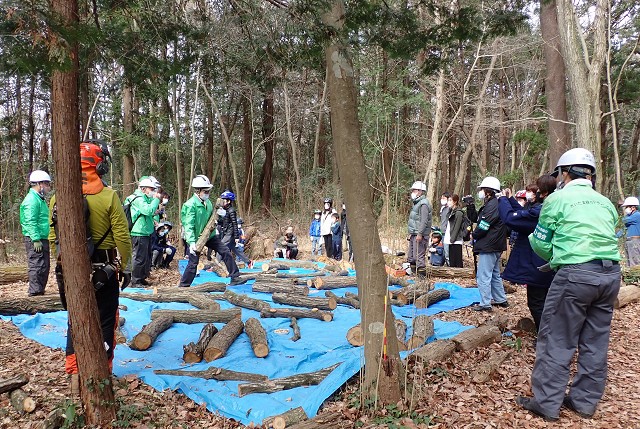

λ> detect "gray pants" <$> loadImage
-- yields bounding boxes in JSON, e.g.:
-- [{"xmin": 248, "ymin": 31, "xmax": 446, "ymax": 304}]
[
  {"xmin": 131, "ymin": 235, "xmax": 150, "ymax": 285},
  {"xmin": 25, "ymin": 238, "xmax": 50, "ymax": 295},
  {"xmin": 407, "ymin": 234, "xmax": 427, "ymax": 269},
  {"xmin": 530, "ymin": 260, "xmax": 621, "ymax": 418}
]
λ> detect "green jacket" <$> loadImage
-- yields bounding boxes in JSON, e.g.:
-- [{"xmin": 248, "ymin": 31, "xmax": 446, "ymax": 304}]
[
  {"xmin": 20, "ymin": 188, "xmax": 50, "ymax": 241},
  {"xmin": 529, "ymin": 179, "xmax": 621, "ymax": 269},
  {"xmin": 125, "ymin": 190, "xmax": 160, "ymax": 237},
  {"xmin": 181, "ymin": 194, "xmax": 217, "ymax": 245},
  {"xmin": 408, "ymin": 196, "xmax": 432, "ymax": 236}
]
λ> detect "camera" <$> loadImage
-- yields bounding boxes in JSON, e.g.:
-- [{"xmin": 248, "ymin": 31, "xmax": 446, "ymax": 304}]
[
  {"xmin": 92, "ymin": 263, "xmax": 117, "ymax": 291},
  {"xmin": 462, "ymin": 195, "xmax": 475, "ymax": 205}
]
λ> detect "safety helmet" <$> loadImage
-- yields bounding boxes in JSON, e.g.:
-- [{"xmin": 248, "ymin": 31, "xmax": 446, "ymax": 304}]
[
  {"xmin": 553, "ymin": 148, "xmax": 596, "ymax": 178},
  {"xmin": 148, "ymin": 176, "xmax": 161, "ymax": 189},
  {"xmin": 80, "ymin": 141, "xmax": 111, "ymax": 177},
  {"xmin": 515, "ymin": 190, "xmax": 527, "ymax": 199},
  {"xmin": 29, "ymin": 170, "xmax": 51, "ymax": 183},
  {"xmin": 477, "ymin": 177, "xmax": 501, "ymax": 192},
  {"xmin": 220, "ymin": 190, "xmax": 236, "ymax": 201},
  {"xmin": 237, "ymin": 217, "xmax": 244, "ymax": 225},
  {"xmin": 431, "ymin": 230, "xmax": 442, "ymax": 238},
  {"xmin": 324, "ymin": 198, "xmax": 333, "ymax": 204},
  {"xmin": 314, "ymin": 209, "xmax": 322, "ymax": 214},
  {"xmin": 191, "ymin": 174, "xmax": 213, "ymax": 190},
  {"xmin": 155, "ymin": 221, "xmax": 173, "ymax": 231},
  {"xmin": 410, "ymin": 181, "xmax": 427, "ymax": 192},
  {"xmin": 138, "ymin": 177, "xmax": 157, "ymax": 189},
  {"xmin": 622, "ymin": 197, "xmax": 640, "ymax": 207}
]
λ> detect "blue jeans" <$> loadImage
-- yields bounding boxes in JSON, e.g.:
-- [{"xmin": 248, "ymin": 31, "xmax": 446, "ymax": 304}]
[
  {"xmin": 476, "ymin": 252, "xmax": 507, "ymax": 307},
  {"xmin": 311, "ymin": 236, "xmax": 322, "ymax": 256}
]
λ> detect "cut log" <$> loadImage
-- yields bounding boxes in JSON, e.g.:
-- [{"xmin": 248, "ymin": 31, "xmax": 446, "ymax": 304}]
[
  {"xmin": 244, "ymin": 317, "xmax": 269, "ymax": 358},
  {"xmin": 0, "ymin": 296, "xmax": 64, "ymax": 315},
  {"xmin": 150, "ymin": 308, "xmax": 241, "ymax": 324},
  {"xmin": 485, "ymin": 315, "xmax": 511, "ymax": 333},
  {"xmin": 252, "ymin": 282, "xmax": 309, "ymax": 296},
  {"xmin": 344, "ymin": 291, "xmax": 359, "ymax": 299},
  {"xmin": 38, "ymin": 408, "xmax": 65, "ymax": 429},
  {"xmin": 514, "ymin": 317, "xmax": 536, "ymax": 333},
  {"xmin": 452, "ymin": 325, "xmax": 502, "ymax": 352},
  {"xmin": 286, "ymin": 411, "xmax": 351, "ymax": 429},
  {"xmin": 472, "ymin": 350, "xmax": 512, "ymax": 383},
  {"xmin": 260, "ymin": 307, "xmax": 333, "ymax": 322},
  {"xmin": 9, "ymin": 388, "xmax": 36, "ymax": 414},
  {"xmin": 390, "ymin": 283, "xmax": 433, "ymax": 305},
  {"xmin": 154, "ymin": 367, "xmax": 267, "ymax": 383},
  {"xmin": 263, "ymin": 407, "xmax": 309, "ymax": 429},
  {"xmin": 183, "ymin": 323, "xmax": 219, "ymax": 363},
  {"xmin": 203, "ymin": 317, "xmax": 244, "ymax": 362},
  {"xmin": 407, "ymin": 315, "xmax": 435, "ymax": 349},
  {"xmin": 238, "ymin": 363, "xmax": 341, "ymax": 397},
  {"xmin": 289, "ymin": 317, "xmax": 300, "ymax": 341},
  {"xmin": 130, "ymin": 315, "xmax": 173, "ymax": 351},
  {"xmin": 324, "ymin": 291, "xmax": 359, "ymax": 309},
  {"xmin": 200, "ymin": 259, "xmax": 229, "ymax": 278},
  {"xmin": 272, "ymin": 293, "xmax": 336, "ymax": 311},
  {"xmin": 615, "ymin": 285, "xmax": 640, "ymax": 309},
  {"xmin": 395, "ymin": 319, "xmax": 408, "ymax": 345},
  {"xmin": 115, "ymin": 326, "xmax": 127, "ymax": 344},
  {"xmin": 118, "ymin": 317, "xmax": 125, "ymax": 327},
  {"xmin": 261, "ymin": 263, "xmax": 291, "ymax": 271},
  {"xmin": 413, "ymin": 289, "xmax": 451, "ymax": 308},
  {"xmin": 0, "ymin": 374, "xmax": 29, "ymax": 394},
  {"xmin": 346, "ymin": 324, "xmax": 364, "ymax": 346},
  {"xmin": 311, "ymin": 276, "xmax": 357, "ymax": 290},
  {"xmin": 263, "ymin": 260, "xmax": 319, "ymax": 271},
  {"xmin": 0, "ymin": 265, "xmax": 29, "ymax": 285},
  {"xmin": 407, "ymin": 339, "xmax": 456, "ymax": 364},
  {"xmin": 188, "ymin": 282, "xmax": 228, "ymax": 292},
  {"xmin": 194, "ymin": 201, "xmax": 223, "ymax": 253},
  {"xmin": 223, "ymin": 289, "xmax": 271, "ymax": 312},
  {"xmin": 391, "ymin": 266, "xmax": 474, "ymax": 280},
  {"xmin": 276, "ymin": 271, "xmax": 327, "ymax": 279},
  {"xmin": 186, "ymin": 295, "xmax": 221, "ymax": 310}
]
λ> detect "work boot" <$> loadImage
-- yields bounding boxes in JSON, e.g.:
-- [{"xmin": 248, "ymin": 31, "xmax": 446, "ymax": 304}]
[
  {"xmin": 516, "ymin": 396, "xmax": 559, "ymax": 422},
  {"xmin": 416, "ymin": 267, "xmax": 427, "ymax": 279},
  {"xmin": 562, "ymin": 396, "xmax": 595, "ymax": 418},
  {"xmin": 70, "ymin": 374, "xmax": 80, "ymax": 396},
  {"xmin": 229, "ymin": 277, "xmax": 248, "ymax": 286}
]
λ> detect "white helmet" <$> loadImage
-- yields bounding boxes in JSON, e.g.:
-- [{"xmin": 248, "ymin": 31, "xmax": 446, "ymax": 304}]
[
  {"xmin": 148, "ymin": 176, "xmax": 161, "ymax": 189},
  {"xmin": 29, "ymin": 170, "xmax": 51, "ymax": 183},
  {"xmin": 621, "ymin": 197, "xmax": 639, "ymax": 207},
  {"xmin": 191, "ymin": 174, "xmax": 213, "ymax": 190},
  {"xmin": 477, "ymin": 176, "xmax": 501, "ymax": 192},
  {"xmin": 410, "ymin": 181, "xmax": 427, "ymax": 192},
  {"xmin": 138, "ymin": 177, "xmax": 157, "ymax": 189},
  {"xmin": 556, "ymin": 148, "xmax": 596, "ymax": 171}
]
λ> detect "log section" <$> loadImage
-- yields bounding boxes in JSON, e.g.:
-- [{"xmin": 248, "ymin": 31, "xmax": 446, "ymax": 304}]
[
  {"xmin": 407, "ymin": 339, "xmax": 456, "ymax": 364},
  {"xmin": 452, "ymin": 325, "xmax": 502, "ymax": 352},
  {"xmin": 0, "ymin": 296, "xmax": 64, "ymax": 315},
  {"xmin": 263, "ymin": 260, "xmax": 319, "ymax": 271},
  {"xmin": 0, "ymin": 265, "xmax": 29, "ymax": 285},
  {"xmin": 10, "ymin": 388, "xmax": 36, "ymax": 414},
  {"xmin": 187, "ymin": 295, "xmax": 221, "ymax": 310},
  {"xmin": 263, "ymin": 407, "xmax": 309, "ymax": 429},
  {"xmin": 271, "ymin": 293, "xmax": 337, "ymax": 311},
  {"xmin": 203, "ymin": 317, "xmax": 244, "ymax": 362},
  {"xmin": 154, "ymin": 367, "xmax": 266, "ymax": 383},
  {"xmin": 289, "ymin": 317, "xmax": 301, "ymax": 341},
  {"xmin": 615, "ymin": 285, "xmax": 640, "ymax": 309},
  {"xmin": 130, "ymin": 315, "xmax": 174, "ymax": 351},
  {"xmin": 0, "ymin": 374, "xmax": 29, "ymax": 394},
  {"xmin": 252, "ymin": 282, "xmax": 309, "ymax": 296},
  {"xmin": 237, "ymin": 363, "xmax": 341, "ymax": 397},
  {"xmin": 244, "ymin": 317, "xmax": 269, "ymax": 358},
  {"xmin": 414, "ymin": 289, "xmax": 451, "ymax": 309},
  {"xmin": 311, "ymin": 276, "xmax": 357, "ymax": 290},
  {"xmin": 472, "ymin": 350, "xmax": 511, "ymax": 383},
  {"xmin": 223, "ymin": 289, "xmax": 271, "ymax": 312},
  {"xmin": 183, "ymin": 323, "xmax": 219, "ymax": 363},
  {"xmin": 346, "ymin": 324, "xmax": 364, "ymax": 346},
  {"xmin": 260, "ymin": 307, "xmax": 333, "ymax": 322},
  {"xmin": 324, "ymin": 291, "xmax": 359, "ymax": 309},
  {"xmin": 150, "ymin": 308, "xmax": 241, "ymax": 324}
]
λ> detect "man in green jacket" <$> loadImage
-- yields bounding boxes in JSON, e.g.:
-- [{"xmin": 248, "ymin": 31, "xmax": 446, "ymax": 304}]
[
  {"xmin": 517, "ymin": 148, "xmax": 621, "ymax": 421},
  {"xmin": 124, "ymin": 176, "xmax": 161, "ymax": 287},
  {"xmin": 179, "ymin": 174, "xmax": 245, "ymax": 287},
  {"xmin": 20, "ymin": 170, "xmax": 52, "ymax": 296}
]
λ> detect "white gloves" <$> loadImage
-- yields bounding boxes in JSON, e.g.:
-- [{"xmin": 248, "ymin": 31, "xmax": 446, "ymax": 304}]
[
  {"xmin": 429, "ymin": 248, "xmax": 436, "ymax": 253},
  {"xmin": 189, "ymin": 243, "xmax": 198, "ymax": 255},
  {"xmin": 217, "ymin": 208, "xmax": 227, "ymax": 217},
  {"xmin": 165, "ymin": 248, "xmax": 174, "ymax": 256}
]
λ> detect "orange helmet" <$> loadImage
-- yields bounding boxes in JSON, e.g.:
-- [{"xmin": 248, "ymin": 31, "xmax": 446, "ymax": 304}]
[{"xmin": 80, "ymin": 141, "xmax": 110, "ymax": 176}]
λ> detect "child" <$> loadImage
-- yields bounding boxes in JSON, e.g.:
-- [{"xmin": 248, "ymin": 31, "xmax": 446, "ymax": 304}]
[
  {"xmin": 234, "ymin": 217, "xmax": 253, "ymax": 268},
  {"xmin": 274, "ymin": 226, "xmax": 299, "ymax": 259},
  {"xmin": 309, "ymin": 209, "xmax": 322, "ymax": 256},
  {"xmin": 331, "ymin": 213, "xmax": 343, "ymax": 261},
  {"xmin": 428, "ymin": 231, "xmax": 445, "ymax": 266},
  {"xmin": 151, "ymin": 222, "xmax": 177, "ymax": 269}
]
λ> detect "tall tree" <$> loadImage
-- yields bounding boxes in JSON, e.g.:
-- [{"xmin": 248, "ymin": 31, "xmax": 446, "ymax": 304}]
[{"xmin": 49, "ymin": 0, "xmax": 116, "ymax": 424}]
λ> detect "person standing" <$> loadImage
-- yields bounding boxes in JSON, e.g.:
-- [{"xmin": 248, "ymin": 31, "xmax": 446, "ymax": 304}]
[
  {"xmin": 341, "ymin": 203, "xmax": 353, "ymax": 262},
  {"xmin": 446, "ymin": 194, "xmax": 465, "ymax": 268},
  {"xmin": 331, "ymin": 213, "xmax": 343, "ymax": 261},
  {"xmin": 621, "ymin": 196, "xmax": 640, "ymax": 267},
  {"xmin": 124, "ymin": 177, "xmax": 161, "ymax": 287},
  {"xmin": 179, "ymin": 175, "xmax": 245, "ymax": 287},
  {"xmin": 439, "ymin": 192, "xmax": 451, "ymax": 265},
  {"xmin": 218, "ymin": 190, "xmax": 240, "ymax": 254},
  {"xmin": 498, "ymin": 176, "xmax": 557, "ymax": 331},
  {"xmin": 320, "ymin": 198, "xmax": 336, "ymax": 258},
  {"xmin": 517, "ymin": 148, "xmax": 621, "ymax": 421},
  {"xmin": 472, "ymin": 176, "xmax": 508, "ymax": 311},
  {"xmin": 20, "ymin": 170, "xmax": 52, "ymax": 296},
  {"xmin": 234, "ymin": 218, "xmax": 253, "ymax": 268},
  {"xmin": 309, "ymin": 209, "xmax": 322, "ymax": 256},
  {"xmin": 407, "ymin": 181, "xmax": 432, "ymax": 278}
]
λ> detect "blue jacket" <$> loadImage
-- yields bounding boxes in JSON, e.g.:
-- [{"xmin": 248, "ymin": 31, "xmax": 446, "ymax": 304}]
[
  {"xmin": 624, "ymin": 211, "xmax": 640, "ymax": 237},
  {"xmin": 331, "ymin": 222, "xmax": 342, "ymax": 242},
  {"xmin": 429, "ymin": 242, "xmax": 445, "ymax": 266},
  {"xmin": 151, "ymin": 231, "xmax": 172, "ymax": 253},
  {"xmin": 498, "ymin": 196, "xmax": 555, "ymax": 288},
  {"xmin": 309, "ymin": 219, "xmax": 321, "ymax": 237}
]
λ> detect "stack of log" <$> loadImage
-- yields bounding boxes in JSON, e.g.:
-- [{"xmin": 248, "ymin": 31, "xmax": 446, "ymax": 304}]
[{"xmin": 0, "ymin": 374, "xmax": 36, "ymax": 415}]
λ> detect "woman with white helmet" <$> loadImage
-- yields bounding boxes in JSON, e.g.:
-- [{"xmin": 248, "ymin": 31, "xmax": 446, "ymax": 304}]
[{"xmin": 19, "ymin": 170, "xmax": 53, "ymax": 296}]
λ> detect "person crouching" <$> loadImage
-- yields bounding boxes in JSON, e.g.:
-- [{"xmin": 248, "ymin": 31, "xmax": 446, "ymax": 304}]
[{"xmin": 151, "ymin": 222, "xmax": 176, "ymax": 269}]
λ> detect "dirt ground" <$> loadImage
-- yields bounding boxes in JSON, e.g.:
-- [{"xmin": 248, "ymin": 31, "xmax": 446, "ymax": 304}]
[{"xmin": 1, "ymin": 245, "xmax": 640, "ymax": 428}]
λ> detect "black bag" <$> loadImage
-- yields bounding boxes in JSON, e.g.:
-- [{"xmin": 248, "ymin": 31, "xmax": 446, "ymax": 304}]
[{"xmin": 123, "ymin": 195, "xmax": 141, "ymax": 231}]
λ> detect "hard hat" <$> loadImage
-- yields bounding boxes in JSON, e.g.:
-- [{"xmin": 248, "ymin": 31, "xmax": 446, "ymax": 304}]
[
  {"xmin": 410, "ymin": 181, "xmax": 427, "ymax": 191},
  {"xmin": 80, "ymin": 141, "xmax": 111, "ymax": 176},
  {"xmin": 29, "ymin": 170, "xmax": 51, "ymax": 183},
  {"xmin": 324, "ymin": 198, "xmax": 333, "ymax": 204},
  {"xmin": 556, "ymin": 148, "xmax": 596, "ymax": 171},
  {"xmin": 314, "ymin": 209, "xmax": 322, "ymax": 214},
  {"xmin": 237, "ymin": 217, "xmax": 244, "ymax": 225},
  {"xmin": 148, "ymin": 176, "xmax": 161, "ymax": 189},
  {"xmin": 138, "ymin": 177, "xmax": 157, "ymax": 189},
  {"xmin": 191, "ymin": 174, "xmax": 213, "ymax": 190},
  {"xmin": 220, "ymin": 190, "xmax": 236, "ymax": 201},
  {"xmin": 477, "ymin": 177, "xmax": 501, "ymax": 192},
  {"xmin": 515, "ymin": 190, "xmax": 527, "ymax": 199},
  {"xmin": 621, "ymin": 197, "xmax": 639, "ymax": 207}
]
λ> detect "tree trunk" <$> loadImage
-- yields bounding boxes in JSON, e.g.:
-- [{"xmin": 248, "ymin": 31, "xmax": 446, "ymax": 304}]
[
  {"xmin": 50, "ymin": 0, "xmax": 116, "ymax": 421},
  {"xmin": 283, "ymin": 81, "xmax": 304, "ymax": 212},
  {"xmin": 222, "ymin": 289, "xmax": 271, "ymax": 312},
  {"xmin": 614, "ymin": 286, "xmax": 640, "ymax": 309},
  {"xmin": 27, "ymin": 77, "xmax": 37, "ymax": 172},
  {"xmin": 0, "ymin": 296, "xmax": 64, "ymax": 315},
  {"xmin": 407, "ymin": 339, "xmax": 456, "ymax": 365},
  {"xmin": 237, "ymin": 363, "xmax": 340, "ymax": 397},
  {"xmin": 414, "ymin": 288, "xmax": 451, "ymax": 309},
  {"xmin": 244, "ymin": 317, "xmax": 269, "ymax": 358},
  {"xmin": 260, "ymin": 90, "xmax": 275, "ymax": 211},
  {"xmin": 242, "ymin": 97, "xmax": 253, "ymax": 214},
  {"xmin": 183, "ymin": 323, "xmax": 218, "ymax": 363},
  {"xmin": 0, "ymin": 265, "xmax": 29, "ymax": 285},
  {"xmin": 423, "ymin": 68, "xmax": 446, "ymax": 204},
  {"xmin": 130, "ymin": 315, "xmax": 173, "ymax": 351},
  {"xmin": 203, "ymin": 317, "xmax": 244, "ymax": 362},
  {"xmin": 15, "ymin": 74, "xmax": 25, "ymax": 179},
  {"xmin": 150, "ymin": 308, "xmax": 241, "ymax": 324},
  {"xmin": 122, "ymin": 84, "xmax": 135, "ymax": 197},
  {"xmin": 252, "ymin": 281, "xmax": 309, "ymax": 296},
  {"xmin": 540, "ymin": 0, "xmax": 570, "ymax": 166},
  {"xmin": 311, "ymin": 276, "xmax": 357, "ymax": 290}
]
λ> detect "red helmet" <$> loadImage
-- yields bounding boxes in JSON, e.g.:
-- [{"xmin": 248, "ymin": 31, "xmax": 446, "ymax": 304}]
[{"xmin": 515, "ymin": 190, "xmax": 526, "ymax": 199}]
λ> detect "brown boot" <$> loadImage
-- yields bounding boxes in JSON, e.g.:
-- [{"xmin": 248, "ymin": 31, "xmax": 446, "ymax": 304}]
[{"xmin": 416, "ymin": 267, "xmax": 427, "ymax": 279}]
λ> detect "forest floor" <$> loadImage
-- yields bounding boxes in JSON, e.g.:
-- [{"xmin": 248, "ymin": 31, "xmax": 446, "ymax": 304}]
[{"xmin": 1, "ymin": 246, "xmax": 640, "ymax": 428}]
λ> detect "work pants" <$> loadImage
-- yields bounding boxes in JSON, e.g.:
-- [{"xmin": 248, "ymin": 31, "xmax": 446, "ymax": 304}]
[
  {"xmin": 25, "ymin": 238, "xmax": 50, "ymax": 296},
  {"xmin": 152, "ymin": 246, "xmax": 176, "ymax": 268},
  {"xmin": 476, "ymin": 251, "xmax": 507, "ymax": 307},
  {"xmin": 180, "ymin": 236, "xmax": 239, "ymax": 287},
  {"xmin": 407, "ymin": 234, "xmax": 427, "ymax": 269},
  {"xmin": 332, "ymin": 240, "xmax": 342, "ymax": 261},
  {"xmin": 323, "ymin": 234, "xmax": 333, "ymax": 258}
]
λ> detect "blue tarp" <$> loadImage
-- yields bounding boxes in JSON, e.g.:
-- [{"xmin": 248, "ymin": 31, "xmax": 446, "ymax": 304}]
[{"xmin": 2, "ymin": 260, "xmax": 480, "ymax": 426}]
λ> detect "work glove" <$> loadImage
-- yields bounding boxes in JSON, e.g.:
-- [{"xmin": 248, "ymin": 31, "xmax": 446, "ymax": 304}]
[
  {"xmin": 165, "ymin": 248, "xmax": 173, "ymax": 256},
  {"xmin": 189, "ymin": 243, "xmax": 198, "ymax": 256},
  {"xmin": 429, "ymin": 248, "xmax": 436, "ymax": 253},
  {"xmin": 120, "ymin": 272, "xmax": 131, "ymax": 291},
  {"xmin": 32, "ymin": 240, "xmax": 43, "ymax": 253},
  {"xmin": 216, "ymin": 208, "xmax": 227, "ymax": 217}
]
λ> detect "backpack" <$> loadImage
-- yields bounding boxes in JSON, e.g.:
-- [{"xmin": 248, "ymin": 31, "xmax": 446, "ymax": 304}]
[
  {"xmin": 461, "ymin": 213, "xmax": 473, "ymax": 242},
  {"xmin": 51, "ymin": 194, "xmax": 94, "ymax": 255},
  {"xmin": 123, "ymin": 195, "xmax": 141, "ymax": 231}
]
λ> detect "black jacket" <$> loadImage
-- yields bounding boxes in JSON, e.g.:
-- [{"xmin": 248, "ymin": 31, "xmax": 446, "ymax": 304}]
[
  {"xmin": 219, "ymin": 206, "xmax": 239, "ymax": 240},
  {"xmin": 472, "ymin": 197, "xmax": 507, "ymax": 253},
  {"xmin": 448, "ymin": 208, "xmax": 465, "ymax": 243}
]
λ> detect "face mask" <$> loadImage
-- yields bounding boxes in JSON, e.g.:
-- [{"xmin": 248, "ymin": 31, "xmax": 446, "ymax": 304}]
[
  {"xmin": 159, "ymin": 230, "xmax": 167, "ymax": 236},
  {"xmin": 200, "ymin": 192, "xmax": 210, "ymax": 201},
  {"xmin": 526, "ymin": 192, "xmax": 534, "ymax": 201},
  {"xmin": 440, "ymin": 198, "xmax": 447, "ymax": 206},
  {"xmin": 162, "ymin": 198, "xmax": 169, "ymax": 205},
  {"xmin": 477, "ymin": 190, "xmax": 485, "ymax": 200},
  {"xmin": 314, "ymin": 215, "xmax": 320, "ymax": 219},
  {"xmin": 411, "ymin": 192, "xmax": 419, "ymax": 201},
  {"xmin": 446, "ymin": 201, "xmax": 453, "ymax": 208},
  {"xmin": 324, "ymin": 203, "xmax": 330, "ymax": 210},
  {"xmin": 624, "ymin": 207, "xmax": 633, "ymax": 215}
]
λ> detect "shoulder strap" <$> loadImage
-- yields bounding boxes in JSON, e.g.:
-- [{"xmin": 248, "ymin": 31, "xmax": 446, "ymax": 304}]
[{"xmin": 92, "ymin": 226, "xmax": 113, "ymax": 257}]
